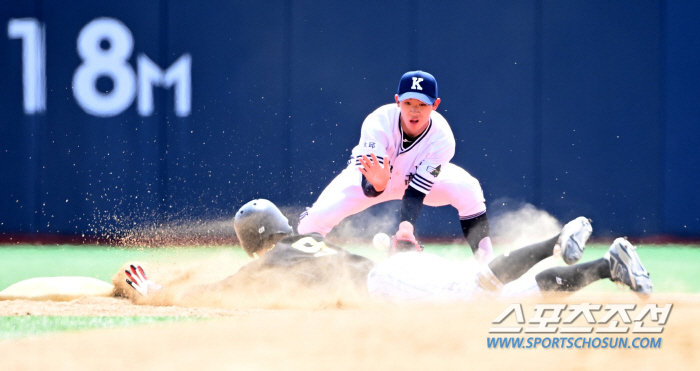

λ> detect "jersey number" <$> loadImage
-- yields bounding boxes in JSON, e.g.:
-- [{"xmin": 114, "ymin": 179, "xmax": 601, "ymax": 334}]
[{"xmin": 291, "ymin": 237, "xmax": 338, "ymax": 257}]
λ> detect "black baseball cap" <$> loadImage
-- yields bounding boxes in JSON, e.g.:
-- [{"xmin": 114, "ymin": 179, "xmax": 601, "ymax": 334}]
[{"xmin": 397, "ymin": 70, "xmax": 438, "ymax": 105}]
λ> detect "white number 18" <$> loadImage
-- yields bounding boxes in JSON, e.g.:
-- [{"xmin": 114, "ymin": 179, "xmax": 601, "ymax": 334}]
[
  {"xmin": 7, "ymin": 18, "xmax": 46, "ymax": 114},
  {"xmin": 7, "ymin": 17, "xmax": 192, "ymax": 118}
]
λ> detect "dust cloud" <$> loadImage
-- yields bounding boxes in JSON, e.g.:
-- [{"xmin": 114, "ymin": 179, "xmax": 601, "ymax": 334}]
[
  {"xmin": 107, "ymin": 202, "xmax": 572, "ymax": 311},
  {"xmin": 112, "ymin": 254, "xmax": 372, "ymax": 311},
  {"xmin": 490, "ymin": 203, "xmax": 562, "ymax": 250},
  {"xmin": 325, "ymin": 202, "xmax": 400, "ymax": 245}
]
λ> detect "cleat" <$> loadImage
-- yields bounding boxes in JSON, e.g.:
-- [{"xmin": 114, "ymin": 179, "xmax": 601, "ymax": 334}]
[
  {"xmin": 558, "ymin": 217, "xmax": 593, "ymax": 265},
  {"xmin": 604, "ymin": 238, "xmax": 653, "ymax": 298}
]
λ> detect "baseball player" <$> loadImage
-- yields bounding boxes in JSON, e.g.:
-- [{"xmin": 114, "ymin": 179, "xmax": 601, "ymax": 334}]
[
  {"xmin": 126, "ymin": 200, "xmax": 652, "ymax": 305},
  {"xmin": 368, "ymin": 217, "xmax": 653, "ymax": 302},
  {"xmin": 298, "ymin": 70, "xmax": 493, "ymax": 262},
  {"xmin": 125, "ymin": 199, "xmax": 373, "ymax": 301}
]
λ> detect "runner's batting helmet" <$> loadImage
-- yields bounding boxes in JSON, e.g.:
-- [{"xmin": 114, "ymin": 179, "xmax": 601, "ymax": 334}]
[{"xmin": 234, "ymin": 199, "xmax": 293, "ymax": 257}]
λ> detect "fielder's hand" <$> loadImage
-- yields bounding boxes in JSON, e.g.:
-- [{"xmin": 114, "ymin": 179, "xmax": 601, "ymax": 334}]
[
  {"xmin": 125, "ymin": 265, "xmax": 162, "ymax": 297},
  {"xmin": 359, "ymin": 153, "xmax": 391, "ymax": 192}
]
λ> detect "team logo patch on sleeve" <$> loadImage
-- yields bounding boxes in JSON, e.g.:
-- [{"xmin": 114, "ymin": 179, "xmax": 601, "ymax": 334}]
[{"xmin": 427, "ymin": 165, "xmax": 442, "ymax": 177}]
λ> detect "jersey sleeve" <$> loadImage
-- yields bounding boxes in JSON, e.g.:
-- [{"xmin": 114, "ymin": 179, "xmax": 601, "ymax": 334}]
[
  {"xmin": 408, "ymin": 133, "xmax": 455, "ymax": 195},
  {"xmin": 349, "ymin": 110, "xmax": 391, "ymax": 168}
]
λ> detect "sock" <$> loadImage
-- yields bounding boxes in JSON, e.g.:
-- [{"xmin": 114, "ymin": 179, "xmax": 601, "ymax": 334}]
[
  {"xmin": 488, "ymin": 235, "xmax": 559, "ymax": 285},
  {"xmin": 460, "ymin": 213, "xmax": 489, "ymax": 254},
  {"xmin": 534, "ymin": 258, "xmax": 611, "ymax": 292}
]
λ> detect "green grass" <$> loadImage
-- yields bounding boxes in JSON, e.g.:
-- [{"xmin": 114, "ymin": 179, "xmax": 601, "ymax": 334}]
[
  {"xmin": 0, "ymin": 245, "xmax": 225, "ymax": 340},
  {"xmin": 0, "ymin": 316, "xmax": 203, "ymax": 341},
  {"xmin": 418, "ymin": 243, "xmax": 700, "ymax": 294},
  {"xmin": 0, "ymin": 242, "xmax": 697, "ymax": 341},
  {"xmin": 0, "ymin": 245, "xmax": 248, "ymax": 291},
  {"xmin": 1, "ymin": 243, "xmax": 698, "ymax": 293}
]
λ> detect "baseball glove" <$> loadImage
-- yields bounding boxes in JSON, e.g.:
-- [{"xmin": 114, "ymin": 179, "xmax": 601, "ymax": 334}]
[{"xmin": 390, "ymin": 236, "xmax": 425, "ymax": 254}]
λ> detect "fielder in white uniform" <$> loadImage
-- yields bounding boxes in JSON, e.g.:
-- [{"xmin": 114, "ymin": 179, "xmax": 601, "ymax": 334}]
[{"xmin": 298, "ymin": 71, "xmax": 493, "ymax": 262}]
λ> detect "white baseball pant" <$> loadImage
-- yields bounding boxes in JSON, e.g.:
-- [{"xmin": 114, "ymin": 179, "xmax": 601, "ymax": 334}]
[
  {"xmin": 298, "ymin": 163, "xmax": 486, "ymax": 236},
  {"xmin": 366, "ymin": 251, "xmax": 542, "ymax": 302}
]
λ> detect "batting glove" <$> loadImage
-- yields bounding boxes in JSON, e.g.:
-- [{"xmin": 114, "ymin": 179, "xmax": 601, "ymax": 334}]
[{"xmin": 125, "ymin": 265, "xmax": 162, "ymax": 297}]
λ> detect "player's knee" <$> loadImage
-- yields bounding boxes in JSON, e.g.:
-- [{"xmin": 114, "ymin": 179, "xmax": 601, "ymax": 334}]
[
  {"xmin": 297, "ymin": 211, "xmax": 331, "ymax": 236},
  {"xmin": 443, "ymin": 164, "xmax": 483, "ymax": 190},
  {"xmin": 459, "ymin": 177, "xmax": 484, "ymax": 199},
  {"xmin": 442, "ymin": 178, "xmax": 485, "ymax": 211}
]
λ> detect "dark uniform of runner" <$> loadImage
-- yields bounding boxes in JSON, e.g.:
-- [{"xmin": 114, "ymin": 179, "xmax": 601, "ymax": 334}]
[
  {"xmin": 216, "ymin": 233, "xmax": 373, "ymax": 296},
  {"xmin": 125, "ymin": 199, "xmax": 374, "ymax": 304}
]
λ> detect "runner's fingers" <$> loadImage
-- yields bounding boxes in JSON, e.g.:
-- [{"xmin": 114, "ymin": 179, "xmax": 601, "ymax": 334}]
[
  {"xmin": 137, "ymin": 266, "xmax": 148, "ymax": 281},
  {"xmin": 125, "ymin": 270, "xmax": 136, "ymax": 283},
  {"xmin": 130, "ymin": 265, "xmax": 145, "ymax": 282}
]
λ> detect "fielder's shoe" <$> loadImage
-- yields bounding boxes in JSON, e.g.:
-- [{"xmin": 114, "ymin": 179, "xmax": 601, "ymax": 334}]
[
  {"xmin": 558, "ymin": 217, "xmax": 593, "ymax": 265},
  {"xmin": 605, "ymin": 238, "xmax": 653, "ymax": 298}
]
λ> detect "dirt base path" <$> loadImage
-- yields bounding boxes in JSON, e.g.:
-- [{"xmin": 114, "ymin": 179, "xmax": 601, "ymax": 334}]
[
  {"xmin": 0, "ymin": 293, "xmax": 698, "ymax": 371},
  {"xmin": 0, "ymin": 296, "xmax": 255, "ymax": 317}
]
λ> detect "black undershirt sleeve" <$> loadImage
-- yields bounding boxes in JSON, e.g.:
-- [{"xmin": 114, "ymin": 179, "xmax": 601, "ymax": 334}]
[
  {"xmin": 361, "ymin": 175, "xmax": 384, "ymax": 197},
  {"xmin": 400, "ymin": 186, "xmax": 426, "ymax": 225}
]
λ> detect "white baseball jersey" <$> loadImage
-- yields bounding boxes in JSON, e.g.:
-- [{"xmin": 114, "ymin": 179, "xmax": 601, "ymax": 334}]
[
  {"xmin": 348, "ymin": 104, "xmax": 456, "ymax": 195},
  {"xmin": 298, "ymin": 103, "xmax": 485, "ymax": 237}
]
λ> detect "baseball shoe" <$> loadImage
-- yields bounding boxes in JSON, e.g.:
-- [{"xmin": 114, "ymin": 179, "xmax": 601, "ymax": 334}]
[
  {"xmin": 558, "ymin": 216, "xmax": 593, "ymax": 265},
  {"xmin": 604, "ymin": 238, "xmax": 653, "ymax": 298}
]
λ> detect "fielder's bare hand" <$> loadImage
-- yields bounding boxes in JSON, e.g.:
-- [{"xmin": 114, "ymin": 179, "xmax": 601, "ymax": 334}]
[
  {"xmin": 125, "ymin": 265, "xmax": 162, "ymax": 297},
  {"xmin": 359, "ymin": 153, "xmax": 391, "ymax": 192}
]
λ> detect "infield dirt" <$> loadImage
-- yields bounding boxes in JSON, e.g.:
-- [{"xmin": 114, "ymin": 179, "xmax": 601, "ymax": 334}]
[{"xmin": 0, "ymin": 292, "xmax": 698, "ymax": 371}]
